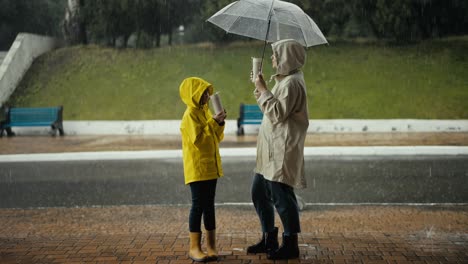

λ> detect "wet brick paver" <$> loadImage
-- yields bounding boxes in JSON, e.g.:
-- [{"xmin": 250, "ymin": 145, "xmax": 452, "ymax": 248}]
[{"xmin": 0, "ymin": 205, "xmax": 467, "ymax": 263}]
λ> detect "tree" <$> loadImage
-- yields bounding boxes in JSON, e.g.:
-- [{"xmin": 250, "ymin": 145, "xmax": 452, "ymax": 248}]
[
  {"xmin": 63, "ymin": 0, "xmax": 88, "ymax": 45},
  {"xmin": 353, "ymin": 0, "xmax": 468, "ymax": 42},
  {"xmin": 82, "ymin": 0, "xmax": 135, "ymax": 47},
  {"xmin": 199, "ymin": 0, "xmax": 248, "ymax": 43},
  {"xmin": 19, "ymin": 0, "xmax": 465, "ymax": 49},
  {"xmin": 0, "ymin": 0, "xmax": 66, "ymax": 49}
]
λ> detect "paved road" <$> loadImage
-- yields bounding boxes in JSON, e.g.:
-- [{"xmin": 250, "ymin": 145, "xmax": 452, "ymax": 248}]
[{"xmin": 1, "ymin": 150, "xmax": 468, "ymax": 208}]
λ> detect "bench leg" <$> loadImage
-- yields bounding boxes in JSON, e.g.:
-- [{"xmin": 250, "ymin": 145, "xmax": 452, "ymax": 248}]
[
  {"xmin": 5, "ymin": 127, "xmax": 15, "ymax": 137},
  {"xmin": 51, "ymin": 124, "xmax": 65, "ymax": 136},
  {"xmin": 237, "ymin": 126, "xmax": 244, "ymax": 136},
  {"xmin": 56, "ymin": 123, "xmax": 65, "ymax": 136}
]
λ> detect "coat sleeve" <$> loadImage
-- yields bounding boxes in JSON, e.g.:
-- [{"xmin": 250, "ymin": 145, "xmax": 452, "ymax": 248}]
[
  {"xmin": 182, "ymin": 111, "xmax": 224, "ymax": 146},
  {"xmin": 182, "ymin": 111, "xmax": 206, "ymax": 146},
  {"xmin": 256, "ymin": 79, "xmax": 299, "ymax": 125},
  {"xmin": 207, "ymin": 116, "xmax": 225, "ymax": 142}
]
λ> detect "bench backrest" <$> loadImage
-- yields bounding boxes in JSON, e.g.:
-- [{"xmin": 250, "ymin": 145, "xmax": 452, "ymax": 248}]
[
  {"xmin": 9, "ymin": 107, "xmax": 61, "ymax": 124},
  {"xmin": 239, "ymin": 104, "xmax": 263, "ymax": 124}
]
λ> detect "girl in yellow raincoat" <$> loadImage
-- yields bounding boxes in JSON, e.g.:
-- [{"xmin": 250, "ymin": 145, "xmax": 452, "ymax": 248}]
[{"xmin": 179, "ymin": 77, "xmax": 226, "ymax": 262}]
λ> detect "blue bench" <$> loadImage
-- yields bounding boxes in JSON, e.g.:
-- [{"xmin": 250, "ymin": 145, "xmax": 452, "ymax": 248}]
[
  {"xmin": 0, "ymin": 106, "xmax": 64, "ymax": 137},
  {"xmin": 237, "ymin": 103, "xmax": 263, "ymax": 135}
]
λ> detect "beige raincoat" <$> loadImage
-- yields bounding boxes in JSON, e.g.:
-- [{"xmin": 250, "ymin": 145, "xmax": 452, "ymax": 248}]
[
  {"xmin": 179, "ymin": 77, "xmax": 224, "ymax": 185},
  {"xmin": 254, "ymin": 39, "xmax": 309, "ymax": 189}
]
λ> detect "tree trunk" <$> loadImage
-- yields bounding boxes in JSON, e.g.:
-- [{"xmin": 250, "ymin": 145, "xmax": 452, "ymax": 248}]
[
  {"xmin": 156, "ymin": 34, "xmax": 161, "ymax": 48},
  {"xmin": 78, "ymin": 22, "xmax": 88, "ymax": 45},
  {"xmin": 136, "ymin": 30, "xmax": 141, "ymax": 48},
  {"xmin": 78, "ymin": 0, "xmax": 88, "ymax": 44}
]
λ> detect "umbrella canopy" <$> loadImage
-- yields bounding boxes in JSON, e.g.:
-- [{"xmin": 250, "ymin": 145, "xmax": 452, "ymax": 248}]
[{"xmin": 207, "ymin": 0, "xmax": 328, "ymax": 48}]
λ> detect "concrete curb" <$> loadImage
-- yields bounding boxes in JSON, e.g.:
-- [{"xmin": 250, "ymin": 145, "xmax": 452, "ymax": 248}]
[{"xmin": 6, "ymin": 119, "xmax": 468, "ymax": 136}]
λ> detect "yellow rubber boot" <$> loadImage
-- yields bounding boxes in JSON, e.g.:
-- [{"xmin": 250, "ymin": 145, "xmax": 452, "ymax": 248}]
[
  {"xmin": 189, "ymin": 232, "xmax": 208, "ymax": 262},
  {"xmin": 206, "ymin": 229, "xmax": 218, "ymax": 261}
]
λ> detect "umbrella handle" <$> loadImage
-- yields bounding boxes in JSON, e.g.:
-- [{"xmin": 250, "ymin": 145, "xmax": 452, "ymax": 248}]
[
  {"xmin": 260, "ymin": 20, "xmax": 272, "ymax": 70},
  {"xmin": 260, "ymin": 0, "xmax": 275, "ymax": 70}
]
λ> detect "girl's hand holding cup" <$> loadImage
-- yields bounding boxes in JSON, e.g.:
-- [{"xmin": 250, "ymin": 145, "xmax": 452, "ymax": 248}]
[{"xmin": 213, "ymin": 110, "xmax": 227, "ymax": 125}]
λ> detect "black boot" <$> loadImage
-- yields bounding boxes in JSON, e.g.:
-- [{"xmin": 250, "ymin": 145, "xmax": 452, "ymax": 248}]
[
  {"xmin": 267, "ymin": 233, "xmax": 299, "ymax": 260},
  {"xmin": 246, "ymin": 227, "xmax": 279, "ymax": 254}
]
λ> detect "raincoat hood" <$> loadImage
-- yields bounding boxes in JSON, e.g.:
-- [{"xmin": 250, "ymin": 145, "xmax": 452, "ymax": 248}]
[
  {"xmin": 272, "ymin": 39, "xmax": 306, "ymax": 76},
  {"xmin": 179, "ymin": 77, "xmax": 213, "ymax": 108}
]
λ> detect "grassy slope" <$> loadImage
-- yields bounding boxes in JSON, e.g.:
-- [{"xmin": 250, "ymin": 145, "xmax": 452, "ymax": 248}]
[{"xmin": 7, "ymin": 38, "xmax": 468, "ymax": 120}]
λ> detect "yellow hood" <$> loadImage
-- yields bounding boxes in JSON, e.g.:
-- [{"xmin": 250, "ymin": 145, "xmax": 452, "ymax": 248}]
[{"xmin": 179, "ymin": 77, "xmax": 213, "ymax": 108}]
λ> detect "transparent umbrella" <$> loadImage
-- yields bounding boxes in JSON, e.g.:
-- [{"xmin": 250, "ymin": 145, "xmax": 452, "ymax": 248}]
[{"xmin": 207, "ymin": 0, "xmax": 328, "ymax": 64}]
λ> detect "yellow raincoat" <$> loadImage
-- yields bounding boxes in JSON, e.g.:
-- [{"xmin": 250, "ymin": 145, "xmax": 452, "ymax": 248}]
[{"xmin": 179, "ymin": 77, "xmax": 224, "ymax": 185}]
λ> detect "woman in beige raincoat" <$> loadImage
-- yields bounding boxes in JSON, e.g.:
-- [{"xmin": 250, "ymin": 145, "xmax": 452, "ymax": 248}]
[{"xmin": 247, "ymin": 39, "xmax": 309, "ymax": 260}]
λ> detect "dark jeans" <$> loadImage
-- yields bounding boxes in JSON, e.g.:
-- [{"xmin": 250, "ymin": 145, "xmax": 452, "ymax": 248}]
[
  {"xmin": 251, "ymin": 174, "xmax": 300, "ymax": 234},
  {"xmin": 189, "ymin": 179, "xmax": 217, "ymax": 232}
]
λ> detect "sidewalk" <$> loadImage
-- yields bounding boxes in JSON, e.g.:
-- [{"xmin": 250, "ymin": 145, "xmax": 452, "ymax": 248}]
[
  {"xmin": 1, "ymin": 205, "xmax": 467, "ymax": 263},
  {"xmin": 1, "ymin": 132, "xmax": 467, "ymax": 154}
]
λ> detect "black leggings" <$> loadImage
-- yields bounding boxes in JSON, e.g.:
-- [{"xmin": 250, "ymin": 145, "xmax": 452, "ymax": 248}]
[{"xmin": 189, "ymin": 179, "xmax": 217, "ymax": 232}]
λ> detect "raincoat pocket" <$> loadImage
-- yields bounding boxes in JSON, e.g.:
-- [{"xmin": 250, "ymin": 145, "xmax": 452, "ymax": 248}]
[
  {"xmin": 199, "ymin": 157, "xmax": 216, "ymax": 175},
  {"xmin": 268, "ymin": 129, "xmax": 286, "ymax": 163}
]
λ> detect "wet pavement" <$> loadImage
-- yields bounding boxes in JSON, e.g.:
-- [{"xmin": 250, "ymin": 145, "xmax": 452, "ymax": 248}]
[
  {"xmin": 0, "ymin": 205, "xmax": 467, "ymax": 263},
  {"xmin": 1, "ymin": 132, "xmax": 468, "ymax": 263}
]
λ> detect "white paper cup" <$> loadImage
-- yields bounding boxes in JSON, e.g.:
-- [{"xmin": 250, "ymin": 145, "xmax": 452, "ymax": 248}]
[
  {"xmin": 251, "ymin": 57, "xmax": 262, "ymax": 83},
  {"xmin": 210, "ymin": 92, "xmax": 223, "ymax": 114}
]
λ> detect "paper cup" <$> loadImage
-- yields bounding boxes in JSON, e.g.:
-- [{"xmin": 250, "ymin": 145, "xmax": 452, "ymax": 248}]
[
  {"xmin": 210, "ymin": 92, "xmax": 223, "ymax": 114},
  {"xmin": 251, "ymin": 57, "xmax": 262, "ymax": 83}
]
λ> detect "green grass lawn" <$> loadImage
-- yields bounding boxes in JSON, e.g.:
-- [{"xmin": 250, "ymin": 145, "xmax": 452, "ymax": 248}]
[{"xmin": 7, "ymin": 37, "xmax": 468, "ymax": 120}]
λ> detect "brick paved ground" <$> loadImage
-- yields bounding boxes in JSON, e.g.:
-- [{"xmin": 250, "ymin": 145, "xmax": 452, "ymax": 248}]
[{"xmin": 1, "ymin": 205, "xmax": 467, "ymax": 263}]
